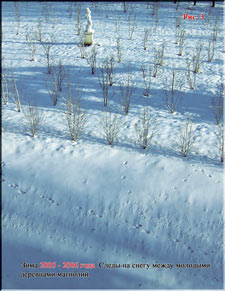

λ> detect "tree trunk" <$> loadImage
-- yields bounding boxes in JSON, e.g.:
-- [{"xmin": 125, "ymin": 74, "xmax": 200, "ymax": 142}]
[{"xmin": 212, "ymin": 0, "xmax": 215, "ymax": 7}]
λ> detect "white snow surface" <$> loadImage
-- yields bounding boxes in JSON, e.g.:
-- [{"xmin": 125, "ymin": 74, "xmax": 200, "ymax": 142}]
[{"xmin": 2, "ymin": 1, "xmax": 224, "ymax": 290}]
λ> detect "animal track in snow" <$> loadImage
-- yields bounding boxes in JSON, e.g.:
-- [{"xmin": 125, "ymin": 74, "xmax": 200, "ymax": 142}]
[
  {"xmin": 18, "ymin": 189, "xmax": 28, "ymax": 194},
  {"xmin": 39, "ymin": 194, "xmax": 60, "ymax": 206},
  {"xmin": 134, "ymin": 224, "xmax": 142, "ymax": 229},
  {"xmin": 7, "ymin": 181, "xmax": 29, "ymax": 195},
  {"xmin": 132, "ymin": 223, "xmax": 151, "ymax": 235},
  {"xmin": 142, "ymin": 229, "xmax": 150, "ymax": 234},
  {"xmin": 87, "ymin": 209, "xmax": 95, "ymax": 216},
  {"xmin": 8, "ymin": 183, "xmax": 19, "ymax": 188},
  {"xmin": 182, "ymin": 174, "xmax": 191, "ymax": 182},
  {"xmin": 96, "ymin": 214, "xmax": 103, "ymax": 218},
  {"xmin": 158, "ymin": 192, "xmax": 169, "ymax": 202},
  {"xmin": 48, "ymin": 197, "xmax": 55, "ymax": 203}
]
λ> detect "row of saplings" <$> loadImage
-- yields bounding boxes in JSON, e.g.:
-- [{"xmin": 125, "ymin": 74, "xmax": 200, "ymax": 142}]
[{"xmin": 2, "ymin": 63, "xmax": 224, "ymax": 163}]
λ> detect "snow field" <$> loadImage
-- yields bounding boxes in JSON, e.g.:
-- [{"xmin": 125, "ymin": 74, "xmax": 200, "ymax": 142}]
[{"xmin": 2, "ymin": 1, "xmax": 224, "ymax": 289}]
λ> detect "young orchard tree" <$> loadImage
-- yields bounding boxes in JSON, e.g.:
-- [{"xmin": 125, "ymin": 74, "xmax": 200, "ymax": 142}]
[
  {"xmin": 211, "ymin": 17, "xmax": 219, "ymax": 41},
  {"xmin": 175, "ymin": 24, "xmax": 180, "ymax": 44},
  {"xmin": 178, "ymin": 28, "xmax": 185, "ymax": 56},
  {"xmin": 176, "ymin": 16, "xmax": 181, "ymax": 28},
  {"xmin": 207, "ymin": 38, "xmax": 215, "ymax": 62},
  {"xmin": 163, "ymin": 68, "xmax": 184, "ymax": 113},
  {"xmin": 120, "ymin": 73, "xmax": 135, "ymax": 114},
  {"xmin": 47, "ymin": 76, "xmax": 60, "ymax": 106},
  {"xmin": 192, "ymin": 44, "xmax": 203, "ymax": 73},
  {"xmin": 78, "ymin": 32, "xmax": 87, "ymax": 59},
  {"xmin": 41, "ymin": 2, "xmax": 52, "ymax": 23},
  {"xmin": 14, "ymin": 2, "xmax": 20, "ymax": 35},
  {"xmin": 155, "ymin": 4, "xmax": 159, "ymax": 23},
  {"xmin": 152, "ymin": 45, "xmax": 165, "ymax": 77},
  {"xmin": 176, "ymin": 2, "xmax": 180, "ymax": 10},
  {"xmin": 98, "ymin": 62, "xmax": 110, "ymax": 106},
  {"xmin": 159, "ymin": 42, "xmax": 165, "ymax": 65},
  {"xmin": 152, "ymin": 1, "xmax": 156, "ymax": 15},
  {"xmin": 76, "ymin": 5, "xmax": 81, "ymax": 35},
  {"xmin": 186, "ymin": 58, "xmax": 196, "ymax": 89},
  {"xmin": 211, "ymin": 82, "xmax": 224, "ymax": 125},
  {"xmin": 26, "ymin": 28, "xmax": 37, "ymax": 61},
  {"xmin": 86, "ymin": 45, "xmax": 98, "ymax": 74},
  {"xmin": 64, "ymin": 97, "xmax": 87, "ymax": 142},
  {"xmin": 173, "ymin": 0, "xmax": 180, "ymax": 10},
  {"xmin": 152, "ymin": 2, "xmax": 159, "ymax": 22},
  {"xmin": 51, "ymin": 59, "xmax": 65, "ymax": 92},
  {"xmin": 141, "ymin": 64, "xmax": 151, "ymax": 96},
  {"xmin": 2, "ymin": 71, "xmax": 9, "ymax": 105},
  {"xmin": 116, "ymin": 37, "xmax": 122, "ymax": 63},
  {"xmin": 152, "ymin": 18, "xmax": 158, "ymax": 33},
  {"xmin": 23, "ymin": 101, "xmax": 43, "ymax": 137},
  {"xmin": 100, "ymin": 108, "xmax": 122, "ymax": 145},
  {"xmin": 35, "ymin": 18, "xmax": 43, "ymax": 42},
  {"xmin": 135, "ymin": 107, "xmax": 157, "ymax": 150},
  {"xmin": 41, "ymin": 34, "xmax": 55, "ymax": 74},
  {"xmin": 177, "ymin": 118, "xmax": 196, "ymax": 157},
  {"xmin": 128, "ymin": 15, "xmax": 137, "ymax": 40},
  {"xmin": 25, "ymin": 26, "xmax": 29, "ymax": 42},
  {"xmin": 152, "ymin": 53, "xmax": 160, "ymax": 78},
  {"xmin": 63, "ymin": 67, "xmax": 76, "ymax": 113},
  {"xmin": 11, "ymin": 71, "xmax": 22, "ymax": 112},
  {"xmin": 215, "ymin": 124, "xmax": 224, "ymax": 162},
  {"xmin": 205, "ymin": 6, "xmax": 212, "ymax": 26},
  {"xmin": 143, "ymin": 28, "xmax": 150, "ymax": 50},
  {"xmin": 104, "ymin": 55, "xmax": 115, "ymax": 86},
  {"xmin": 115, "ymin": 15, "xmax": 121, "ymax": 33},
  {"xmin": 176, "ymin": 11, "xmax": 181, "ymax": 28},
  {"xmin": 175, "ymin": 23, "xmax": 184, "ymax": 45},
  {"xmin": 123, "ymin": 2, "xmax": 128, "ymax": 13},
  {"xmin": 65, "ymin": 67, "xmax": 72, "ymax": 101},
  {"xmin": 67, "ymin": 2, "xmax": 73, "ymax": 18},
  {"xmin": 146, "ymin": 1, "xmax": 151, "ymax": 9},
  {"xmin": 105, "ymin": 5, "xmax": 110, "ymax": 18},
  {"xmin": 47, "ymin": 62, "xmax": 64, "ymax": 106}
]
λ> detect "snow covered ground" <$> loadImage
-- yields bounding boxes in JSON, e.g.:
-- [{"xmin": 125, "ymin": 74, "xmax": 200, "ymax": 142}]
[{"xmin": 2, "ymin": 1, "xmax": 224, "ymax": 289}]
